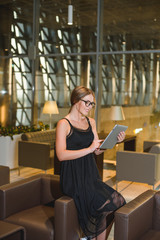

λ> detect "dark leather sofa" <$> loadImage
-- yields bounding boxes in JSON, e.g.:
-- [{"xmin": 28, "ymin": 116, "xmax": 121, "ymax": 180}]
[
  {"xmin": 0, "ymin": 220, "xmax": 26, "ymax": 240},
  {"xmin": 18, "ymin": 129, "xmax": 56, "ymax": 174},
  {"xmin": 0, "ymin": 174, "xmax": 81, "ymax": 240},
  {"xmin": 114, "ymin": 189, "xmax": 160, "ymax": 240}
]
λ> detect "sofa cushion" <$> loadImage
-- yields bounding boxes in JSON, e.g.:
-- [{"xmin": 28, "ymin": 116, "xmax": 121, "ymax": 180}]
[
  {"xmin": 140, "ymin": 229, "xmax": 160, "ymax": 240},
  {"xmin": 6, "ymin": 205, "xmax": 54, "ymax": 240}
]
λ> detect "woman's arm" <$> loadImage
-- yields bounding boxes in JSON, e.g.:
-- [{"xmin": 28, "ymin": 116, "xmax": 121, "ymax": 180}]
[
  {"xmin": 56, "ymin": 119, "xmax": 101, "ymax": 161},
  {"xmin": 89, "ymin": 118, "xmax": 126, "ymax": 155},
  {"xmin": 89, "ymin": 118, "xmax": 104, "ymax": 155}
]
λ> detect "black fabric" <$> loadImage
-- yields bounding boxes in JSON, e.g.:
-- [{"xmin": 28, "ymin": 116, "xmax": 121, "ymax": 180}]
[
  {"xmin": 60, "ymin": 117, "xmax": 126, "ymax": 239},
  {"xmin": 44, "ymin": 201, "xmax": 55, "ymax": 207}
]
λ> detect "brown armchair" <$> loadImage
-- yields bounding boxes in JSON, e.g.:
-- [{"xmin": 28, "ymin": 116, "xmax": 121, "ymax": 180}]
[
  {"xmin": 114, "ymin": 190, "xmax": 160, "ymax": 240},
  {"xmin": 0, "ymin": 174, "xmax": 81, "ymax": 240},
  {"xmin": 116, "ymin": 150, "xmax": 160, "ymax": 190},
  {"xmin": 18, "ymin": 130, "xmax": 56, "ymax": 174}
]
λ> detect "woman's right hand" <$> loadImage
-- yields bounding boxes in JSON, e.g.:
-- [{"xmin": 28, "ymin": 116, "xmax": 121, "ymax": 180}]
[{"xmin": 89, "ymin": 139, "xmax": 102, "ymax": 153}]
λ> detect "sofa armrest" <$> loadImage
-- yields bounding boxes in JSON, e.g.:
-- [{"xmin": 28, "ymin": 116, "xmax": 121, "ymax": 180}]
[
  {"xmin": 55, "ymin": 196, "xmax": 81, "ymax": 240},
  {"xmin": 18, "ymin": 141, "xmax": 52, "ymax": 170},
  {"xmin": 114, "ymin": 190, "xmax": 156, "ymax": 240}
]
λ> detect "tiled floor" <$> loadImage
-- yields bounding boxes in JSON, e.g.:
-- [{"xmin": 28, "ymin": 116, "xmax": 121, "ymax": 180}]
[{"xmin": 10, "ymin": 162, "xmax": 157, "ymax": 240}]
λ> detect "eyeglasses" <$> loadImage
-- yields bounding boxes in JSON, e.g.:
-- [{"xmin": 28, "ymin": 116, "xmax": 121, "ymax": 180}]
[{"xmin": 81, "ymin": 100, "xmax": 96, "ymax": 108}]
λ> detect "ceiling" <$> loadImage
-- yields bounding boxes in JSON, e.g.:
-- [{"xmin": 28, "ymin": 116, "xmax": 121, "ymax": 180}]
[{"xmin": 1, "ymin": 0, "xmax": 160, "ymax": 43}]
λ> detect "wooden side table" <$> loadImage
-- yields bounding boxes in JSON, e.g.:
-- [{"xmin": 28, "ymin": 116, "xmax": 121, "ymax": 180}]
[
  {"xmin": 0, "ymin": 221, "xmax": 26, "ymax": 240},
  {"xmin": 123, "ymin": 135, "xmax": 136, "ymax": 151}
]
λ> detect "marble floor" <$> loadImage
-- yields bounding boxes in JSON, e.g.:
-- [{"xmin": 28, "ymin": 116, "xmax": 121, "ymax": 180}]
[{"xmin": 10, "ymin": 161, "xmax": 158, "ymax": 240}]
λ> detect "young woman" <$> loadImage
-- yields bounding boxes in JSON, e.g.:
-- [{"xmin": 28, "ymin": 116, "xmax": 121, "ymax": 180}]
[{"xmin": 56, "ymin": 86, "xmax": 126, "ymax": 240}]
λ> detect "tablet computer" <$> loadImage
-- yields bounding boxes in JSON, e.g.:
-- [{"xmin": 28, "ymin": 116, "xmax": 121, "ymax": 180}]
[{"xmin": 99, "ymin": 124, "xmax": 128, "ymax": 150}]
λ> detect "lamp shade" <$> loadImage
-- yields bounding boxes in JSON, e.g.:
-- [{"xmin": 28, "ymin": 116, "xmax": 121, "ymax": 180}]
[
  {"xmin": 42, "ymin": 101, "xmax": 59, "ymax": 115},
  {"xmin": 110, "ymin": 106, "xmax": 125, "ymax": 121}
]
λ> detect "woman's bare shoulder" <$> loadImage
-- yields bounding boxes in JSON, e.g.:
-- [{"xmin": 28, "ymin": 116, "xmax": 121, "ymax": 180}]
[
  {"xmin": 57, "ymin": 117, "xmax": 69, "ymax": 127},
  {"xmin": 57, "ymin": 118, "xmax": 66, "ymax": 124},
  {"xmin": 88, "ymin": 117, "xmax": 96, "ymax": 125}
]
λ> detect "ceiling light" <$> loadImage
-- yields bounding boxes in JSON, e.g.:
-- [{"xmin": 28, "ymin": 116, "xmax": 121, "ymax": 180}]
[{"xmin": 68, "ymin": 5, "xmax": 73, "ymax": 25}]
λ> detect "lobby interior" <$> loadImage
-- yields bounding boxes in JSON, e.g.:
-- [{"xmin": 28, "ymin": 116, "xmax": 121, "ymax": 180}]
[{"xmin": 1, "ymin": 0, "xmax": 160, "ymax": 239}]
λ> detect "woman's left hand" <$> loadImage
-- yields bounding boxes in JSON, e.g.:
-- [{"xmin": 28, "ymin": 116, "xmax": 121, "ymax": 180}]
[{"xmin": 117, "ymin": 131, "xmax": 126, "ymax": 143}]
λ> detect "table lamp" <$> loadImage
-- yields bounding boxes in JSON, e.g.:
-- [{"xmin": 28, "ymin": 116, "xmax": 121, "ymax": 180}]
[
  {"xmin": 110, "ymin": 106, "xmax": 125, "ymax": 122},
  {"xmin": 42, "ymin": 101, "xmax": 59, "ymax": 129},
  {"xmin": 110, "ymin": 106, "xmax": 125, "ymax": 159}
]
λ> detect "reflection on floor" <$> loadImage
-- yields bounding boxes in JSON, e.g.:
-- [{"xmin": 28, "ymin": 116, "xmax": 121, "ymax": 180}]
[
  {"xmin": 10, "ymin": 161, "xmax": 158, "ymax": 240},
  {"xmin": 10, "ymin": 167, "xmax": 54, "ymax": 183},
  {"xmin": 103, "ymin": 160, "xmax": 154, "ymax": 201}
]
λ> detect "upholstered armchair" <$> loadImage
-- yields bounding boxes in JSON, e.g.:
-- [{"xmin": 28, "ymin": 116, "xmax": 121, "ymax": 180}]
[
  {"xmin": 116, "ymin": 149, "xmax": 160, "ymax": 190},
  {"xmin": 18, "ymin": 130, "xmax": 56, "ymax": 174},
  {"xmin": 114, "ymin": 190, "xmax": 160, "ymax": 240},
  {"xmin": 0, "ymin": 174, "xmax": 81, "ymax": 240}
]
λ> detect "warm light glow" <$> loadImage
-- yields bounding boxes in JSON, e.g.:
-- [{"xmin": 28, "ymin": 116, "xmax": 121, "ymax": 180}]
[
  {"xmin": 43, "ymin": 101, "xmax": 59, "ymax": 129},
  {"xmin": 133, "ymin": 128, "xmax": 143, "ymax": 134},
  {"xmin": 43, "ymin": 101, "xmax": 59, "ymax": 115},
  {"xmin": 0, "ymin": 105, "xmax": 6, "ymax": 125}
]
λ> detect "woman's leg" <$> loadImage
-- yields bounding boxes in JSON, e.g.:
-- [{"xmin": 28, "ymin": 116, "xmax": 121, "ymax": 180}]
[
  {"xmin": 104, "ymin": 220, "xmax": 114, "ymax": 240},
  {"xmin": 91, "ymin": 220, "xmax": 114, "ymax": 240}
]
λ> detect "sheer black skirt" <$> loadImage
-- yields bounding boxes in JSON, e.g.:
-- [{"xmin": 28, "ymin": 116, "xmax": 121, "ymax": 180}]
[{"xmin": 60, "ymin": 153, "xmax": 126, "ymax": 239}]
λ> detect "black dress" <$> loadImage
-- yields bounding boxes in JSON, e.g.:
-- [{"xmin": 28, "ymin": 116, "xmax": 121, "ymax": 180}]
[{"xmin": 60, "ymin": 117, "xmax": 126, "ymax": 239}]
